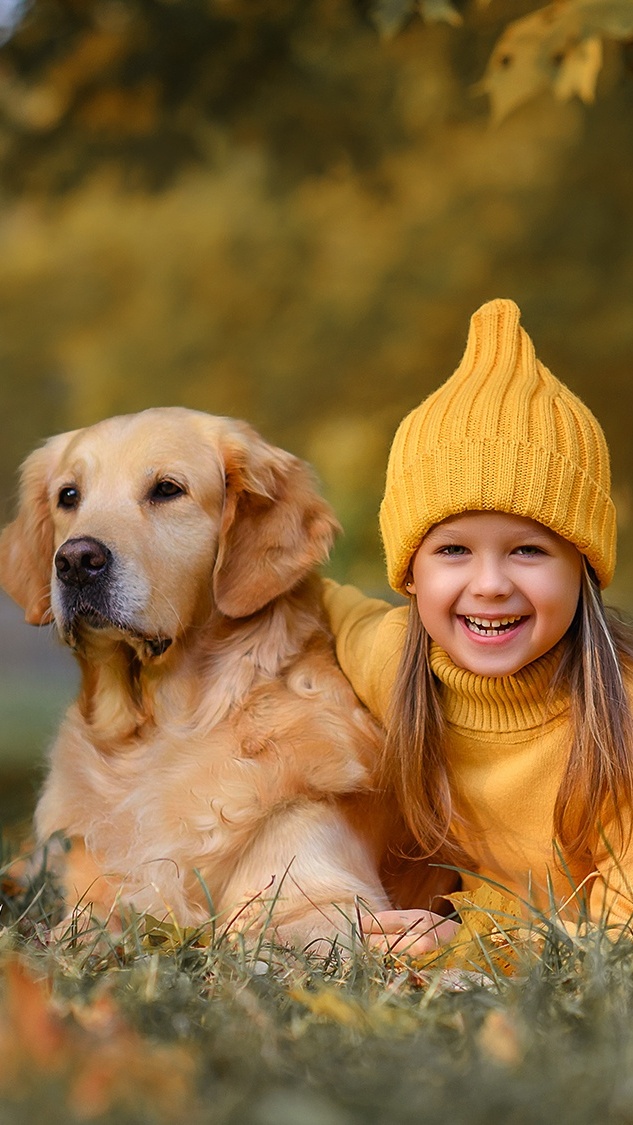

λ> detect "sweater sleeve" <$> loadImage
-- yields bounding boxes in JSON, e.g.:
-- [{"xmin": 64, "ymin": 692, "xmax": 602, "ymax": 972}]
[
  {"xmin": 321, "ymin": 578, "xmax": 409, "ymax": 724},
  {"xmin": 588, "ymin": 818, "xmax": 633, "ymax": 928},
  {"xmin": 585, "ymin": 837, "xmax": 633, "ymax": 929},
  {"xmin": 587, "ymin": 667, "xmax": 633, "ymax": 927}
]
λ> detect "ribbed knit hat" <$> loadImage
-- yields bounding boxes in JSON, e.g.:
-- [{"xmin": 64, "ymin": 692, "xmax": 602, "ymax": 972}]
[{"xmin": 380, "ymin": 299, "xmax": 616, "ymax": 593}]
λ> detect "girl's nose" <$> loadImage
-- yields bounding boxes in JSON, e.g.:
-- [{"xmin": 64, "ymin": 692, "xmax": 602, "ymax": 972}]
[{"xmin": 469, "ymin": 557, "xmax": 514, "ymax": 599}]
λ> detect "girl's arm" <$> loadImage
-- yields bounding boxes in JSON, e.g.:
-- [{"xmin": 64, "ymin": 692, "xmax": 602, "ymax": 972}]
[{"xmin": 321, "ymin": 579, "xmax": 408, "ymax": 724}]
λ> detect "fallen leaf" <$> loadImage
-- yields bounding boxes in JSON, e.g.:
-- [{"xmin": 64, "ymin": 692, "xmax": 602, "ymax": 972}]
[
  {"xmin": 291, "ymin": 986, "xmax": 370, "ymax": 1030},
  {"xmin": 290, "ymin": 986, "xmax": 417, "ymax": 1035},
  {"xmin": 2, "ymin": 958, "xmax": 67, "ymax": 1071},
  {"xmin": 390, "ymin": 884, "xmax": 536, "ymax": 979},
  {"xmin": 444, "ymin": 884, "xmax": 525, "ymax": 940},
  {"xmin": 478, "ymin": 1009, "xmax": 524, "ymax": 1066},
  {"xmin": 142, "ymin": 914, "xmax": 211, "ymax": 953},
  {"xmin": 0, "ymin": 874, "xmax": 25, "ymax": 898},
  {"xmin": 68, "ymin": 1034, "xmax": 196, "ymax": 1120},
  {"xmin": 66, "ymin": 992, "xmax": 125, "ymax": 1038}
]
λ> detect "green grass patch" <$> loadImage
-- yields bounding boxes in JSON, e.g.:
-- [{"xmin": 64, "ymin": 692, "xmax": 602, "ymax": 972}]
[
  {"xmin": 0, "ymin": 680, "xmax": 75, "ymax": 824},
  {"xmin": 2, "ymin": 837, "xmax": 633, "ymax": 1125},
  {"xmin": 0, "ymin": 682, "xmax": 73, "ymax": 765}
]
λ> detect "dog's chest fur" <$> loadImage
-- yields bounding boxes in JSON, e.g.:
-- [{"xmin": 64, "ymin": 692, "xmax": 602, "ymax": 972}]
[{"xmin": 35, "ymin": 619, "xmax": 381, "ymax": 922}]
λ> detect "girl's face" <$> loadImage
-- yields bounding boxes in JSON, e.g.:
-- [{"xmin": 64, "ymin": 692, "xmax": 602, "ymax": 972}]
[{"xmin": 408, "ymin": 511, "xmax": 582, "ymax": 677}]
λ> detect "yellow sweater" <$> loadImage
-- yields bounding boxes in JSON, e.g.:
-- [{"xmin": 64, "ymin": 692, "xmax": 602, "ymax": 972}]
[{"xmin": 323, "ymin": 579, "xmax": 633, "ymax": 927}]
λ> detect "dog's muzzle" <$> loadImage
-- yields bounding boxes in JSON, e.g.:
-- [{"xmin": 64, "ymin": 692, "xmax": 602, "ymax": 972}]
[
  {"xmin": 53, "ymin": 536, "xmax": 173, "ymax": 659},
  {"xmin": 55, "ymin": 537, "xmax": 112, "ymax": 588},
  {"xmin": 54, "ymin": 536, "xmax": 116, "ymax": 633}
]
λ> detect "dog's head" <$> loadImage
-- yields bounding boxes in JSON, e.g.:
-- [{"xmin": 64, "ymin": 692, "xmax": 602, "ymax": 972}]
[{"xmin": 0, "ymin": 407, "xmax": 339, "ymax": 656}]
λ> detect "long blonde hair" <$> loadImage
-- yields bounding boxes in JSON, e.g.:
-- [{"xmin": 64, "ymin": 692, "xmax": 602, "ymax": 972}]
[{"xmin": 383, "ymin": 559, "xmax": 633, "ymax": 867}]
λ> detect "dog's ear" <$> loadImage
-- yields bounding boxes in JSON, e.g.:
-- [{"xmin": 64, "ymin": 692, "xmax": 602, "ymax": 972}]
[
  {"xmin": 0, "ymin": 440, "xmax": 62, "ymax": 624},
  {"xmin": 213, "ymin": 424, "xmax": 340, "ymax": 618}
]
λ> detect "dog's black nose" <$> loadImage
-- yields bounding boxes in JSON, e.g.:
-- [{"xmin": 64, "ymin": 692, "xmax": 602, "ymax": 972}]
[{"xmin": 55, "ymin": 537, "xmax": 111, "ymax": 587}]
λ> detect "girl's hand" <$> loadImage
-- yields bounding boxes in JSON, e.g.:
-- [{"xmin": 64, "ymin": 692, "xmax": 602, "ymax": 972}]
[{"xmin": 361, "ymin": 909, "xmax": 460, "ymax": 955}]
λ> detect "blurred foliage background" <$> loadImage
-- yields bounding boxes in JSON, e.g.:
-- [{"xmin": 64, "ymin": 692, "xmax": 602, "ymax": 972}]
[{"xmin": 2, "ymin": 0, "xmax": 633, "ymax": 815}]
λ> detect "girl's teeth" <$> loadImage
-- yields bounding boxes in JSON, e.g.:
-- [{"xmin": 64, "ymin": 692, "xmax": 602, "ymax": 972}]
[
  {"xmin": 464, "ymin": 615, "xmax": 523, "ymax": 635},
  {"xmin": 468, "ymin": 616, "xmax": 521, "ymax": 627}
]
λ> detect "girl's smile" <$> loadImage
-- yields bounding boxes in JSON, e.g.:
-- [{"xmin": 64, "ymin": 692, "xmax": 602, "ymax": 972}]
[
  {"xmin": 460, "ymin": 613, "xmax": 527, "ymax": 641},
  {"xmin": 408, "ymin": 511, "xmax": 583, "ymax": 677}
]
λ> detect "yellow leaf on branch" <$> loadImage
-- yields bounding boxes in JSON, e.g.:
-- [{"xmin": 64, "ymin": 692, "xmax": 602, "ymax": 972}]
[
  {"xmin": 480, "ymin": 1, "xmax": 612, "ymax": 123},
  {"xmin": 554, "ymin": 36, "xmax": 603, "ymax": 103}
]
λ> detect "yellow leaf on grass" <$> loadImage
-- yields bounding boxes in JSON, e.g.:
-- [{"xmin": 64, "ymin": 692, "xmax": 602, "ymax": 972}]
[
  {"xmin": 290, "ymin": 986, "xmax": 416, "ymax": 1035},
  {"xmin": 142, "ymin": 914, "xmax": 211, "ymax": 953},
  {"xmin": 291, "ymin": 986, "xmax": 370, "ymax": 1030},
  {"xmin": 478, "ymin": 1009, "xmax": 524, "ymax": 1066},
  {"xmin": 445, "ymin": 884, "xmax": 525, "ymax": 940},
  {"xmin": 68, "ymin": 1032, "xmax": 196, "ymax": 1120},
  {"xmin": 444, "ymin": 884, "xmax": 526, "ymax": 976},
  {"xmin": 2, "ymin": 958, "xmax": 68, "ymax": 1072},
  {"xmin": 400, "ymin": 884, "xmax": 530, "ymax": 978},
  {"xmin": 0, "ymin": 874, "xmax": 24, "ymax": 899}
]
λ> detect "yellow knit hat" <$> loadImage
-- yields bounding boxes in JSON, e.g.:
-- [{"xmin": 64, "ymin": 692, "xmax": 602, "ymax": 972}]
[{"xmin": 380, "ymin": 298, "xmax": 616, "ymax": 593}]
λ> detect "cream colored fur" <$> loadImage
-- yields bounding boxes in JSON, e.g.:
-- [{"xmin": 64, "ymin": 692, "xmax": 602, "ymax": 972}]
[{"xmin": 0, "ymin": 408, "xmax": 391, "ymax": 947}]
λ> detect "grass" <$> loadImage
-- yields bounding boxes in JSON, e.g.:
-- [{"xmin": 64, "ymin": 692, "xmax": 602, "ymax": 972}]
[
  {"xmin": 2, "ymin": 836, "xmax": 633, "ymax": 1125},
  {"xmin": 0, "ymin": 686, "xmax": 76, "ymax": 773}
]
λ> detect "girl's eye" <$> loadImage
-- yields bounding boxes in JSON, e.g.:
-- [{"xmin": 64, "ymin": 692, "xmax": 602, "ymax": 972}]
[
  {"xmin": 150, "ymin": 479, "xmax": 186, "ymax": 502},
  {"xmin": 438, "ymin": 544, "xmax": 468, "ymax": 556},
  {"xmin": 57, "ymin": 486, "xmax": 80, "ymax": 510},
  {"xmin": 514, "ymin": 545, "xmax": 544, "ymax": 557}
]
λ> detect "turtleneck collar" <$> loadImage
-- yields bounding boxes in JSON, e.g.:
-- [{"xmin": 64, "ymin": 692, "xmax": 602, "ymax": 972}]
[{"xmin": 429, "ymin": 642, "xmax": 570, "ymax": 733}]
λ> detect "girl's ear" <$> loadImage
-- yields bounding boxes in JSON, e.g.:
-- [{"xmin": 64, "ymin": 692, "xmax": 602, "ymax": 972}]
[
  {"xmin": 0, "ymin": 441, "xmax": 60, "ymax": 625},
  {"xmin": 212, "ymin": 423, "xmax": 340, "ymax": 619}
]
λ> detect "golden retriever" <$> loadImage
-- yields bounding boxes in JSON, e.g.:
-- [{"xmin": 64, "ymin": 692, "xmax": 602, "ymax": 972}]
[{"xmin": 0, "ymin": 407, "xmax": 392, "ymax": 947}]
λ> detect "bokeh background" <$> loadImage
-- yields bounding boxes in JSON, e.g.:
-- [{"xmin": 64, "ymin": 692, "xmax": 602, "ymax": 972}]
[{"xmin": 1, "ymin": 0, "xmax": 633, "ymax": 823}]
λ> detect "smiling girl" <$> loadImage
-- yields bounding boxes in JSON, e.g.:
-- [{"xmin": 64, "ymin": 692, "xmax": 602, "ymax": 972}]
[{"xmin": 324, "ymin": 298, "xmax": 633, "ymax": 952}]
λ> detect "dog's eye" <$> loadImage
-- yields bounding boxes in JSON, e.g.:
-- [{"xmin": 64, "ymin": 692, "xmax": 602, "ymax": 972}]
[
  {"xmin": 151, "ymin": 479, "xmax": 185, "ymax": 502},
  {"xmin": 57, "ymin": 486, "xmax": 80, "ymax": 510}
]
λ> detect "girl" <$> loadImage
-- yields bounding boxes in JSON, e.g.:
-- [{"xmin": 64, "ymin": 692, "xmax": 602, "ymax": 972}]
[{"xmin": 323, "ymin": 298, "xmax": 633, "ymax": 953}]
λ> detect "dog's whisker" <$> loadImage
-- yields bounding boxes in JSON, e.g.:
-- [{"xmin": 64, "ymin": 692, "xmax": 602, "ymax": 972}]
[{"xmin": 145, "ymin": 584, "xmax": 187, "ymax": 635}]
